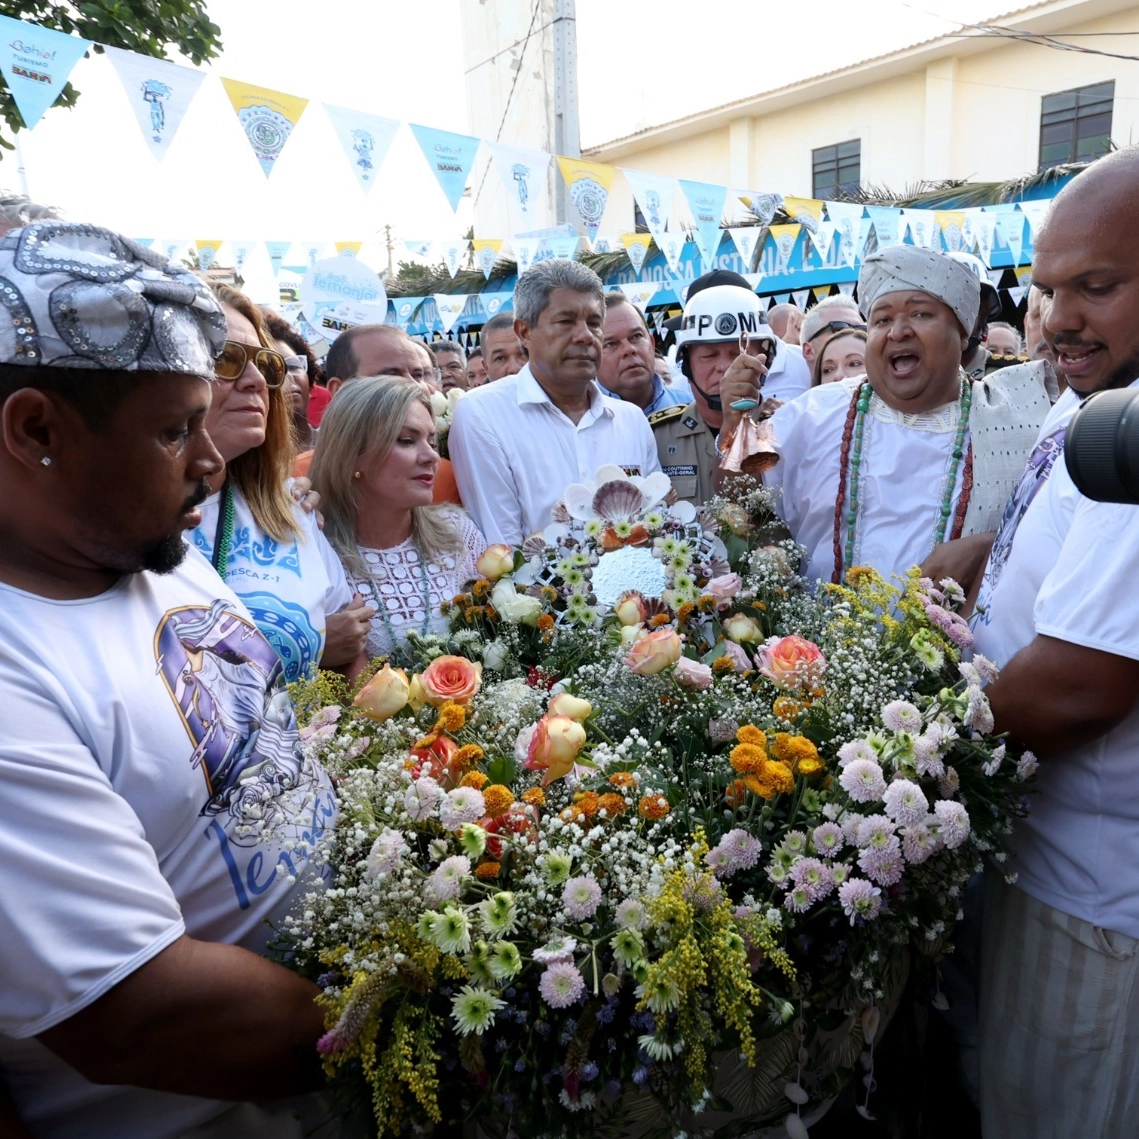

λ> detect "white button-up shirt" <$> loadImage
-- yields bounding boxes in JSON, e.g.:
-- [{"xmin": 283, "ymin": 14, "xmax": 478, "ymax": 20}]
[
  {"xmin": 449, "ymin": 363, "xmax": 662, "ymax": 545},
  {"xmin": 763, "ymin": 339, "xmax": 812, "ymax": 403}
]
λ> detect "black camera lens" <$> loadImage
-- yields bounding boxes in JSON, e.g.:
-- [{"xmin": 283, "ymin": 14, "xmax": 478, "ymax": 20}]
[{"xmin": 1064, "ymin": 388, "xmax": 1139, "ymax": 504}]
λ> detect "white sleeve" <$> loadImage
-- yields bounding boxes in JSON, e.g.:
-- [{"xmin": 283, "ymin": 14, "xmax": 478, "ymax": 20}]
[
  {"xmin": 449, "ymin": 400, "xmax": 526, "ymax": 546},
  {"xmin": 311, "ymin": 515, "xmax": 355, "ymax": 613},
  {"xmin": 0, "ymin": 684, "xmax": 185, "ymax": 1038},
  {"xmin": 1034, "ymin": 493, "xmax": 1139, "ymax": 661}
]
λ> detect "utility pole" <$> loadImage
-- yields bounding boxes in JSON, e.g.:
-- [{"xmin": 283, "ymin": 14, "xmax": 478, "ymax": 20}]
[
  {"xmin": 552, "ymin": 0, "xmax": 580, "ymax": 225},
  {"xmin": 382, "ymin": 224, "xmax": 394, "ymax": 278}
]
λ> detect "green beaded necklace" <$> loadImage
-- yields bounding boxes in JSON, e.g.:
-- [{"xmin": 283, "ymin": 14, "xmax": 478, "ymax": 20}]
[
  {"xmin": 832, "ymin": 377, "xmax": 973, "ymax": 584},
  {"xmin": 210, "ymin": 481, "xmax": 236, "ymax": 577}
]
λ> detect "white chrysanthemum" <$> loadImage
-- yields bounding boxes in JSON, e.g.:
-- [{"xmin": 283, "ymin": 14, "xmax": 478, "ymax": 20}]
[
  {"xmin": 429, "ymin": 855, "xmax": 471, "ymax": 902},
  {"xmin": 615, "ymin": 898, "xmax": 648, "ymax": 930},
  {"xmin": 933, "ymin": 800, "xmax": 971, "ymax": 848},
  {"xmin": 533, "ymin": 936, "xmax": 578, "ymax": 964},
  {"xmin": 839, "ymin": 758, "xmax": 888, "ymax": 803},
  {"xmin": 439, "ymin": 786, "xmax": 486, "ymax": 831},
  {"xmin": 982, "ymin": 743, "xmax": 1006, "ymax": 777},
  {"xmin": 364, "ymin": 828, "xmax": 408, "ymax": 879},
  {"xmin": 428, "ymin": 906, "xmax": 472, "ymax": 954},
  {"xmin": 451, "ymin": 985, "xmax": 505, "ymax": 1036},
  {"xmin": 837, "ymin": 739, "xmax": 878, "ymax": 769},
  {"xmin": 562, "ymin": 875, "xmax": 603, "ymax": 919},
  {"xmin": 1016, "ymin": 751, "xmax": 1039, "ymax": 781},
  {"xmin": 901, "ymin": 821, "xmax": 938, "ymax": 865},
  {"xmin": 404, "ymin": 776, "xmax": 442, "ymax": 822},
  {"xmin": 883, "ymin": 779, "xmax": 929, "ymax": 826},
  {"xmin": 881, "ymin": 700, "xmax": 922, "ymax": 734},
  {"xmin": 478, "ymin": 892, "xmax": 519, "ymax": 936}
]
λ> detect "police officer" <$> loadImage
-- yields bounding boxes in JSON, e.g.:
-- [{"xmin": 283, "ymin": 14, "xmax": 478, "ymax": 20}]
[
  {"xmin": 946, "ymin": 251, "xmax": 1013, "ymax": 380},
  {"xmin": 651, "ymin": 278, "xmax": 773, "ymax": 506}
]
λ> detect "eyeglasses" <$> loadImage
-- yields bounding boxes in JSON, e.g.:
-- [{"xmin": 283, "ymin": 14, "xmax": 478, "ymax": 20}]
[
  {"xmin": 283, "ymin": 354, "xmax": 308, "ymax": 374},
  {"xmin": 215, "ymin": 340, "xmax": 287, "ymax": 388},
  {"xmin": 409, "ymin": 366, "xmax": 442, "ymax": 384},
  {"xmin": 807, "ymin": 319, "xmax": 867, "ymax": 344}
]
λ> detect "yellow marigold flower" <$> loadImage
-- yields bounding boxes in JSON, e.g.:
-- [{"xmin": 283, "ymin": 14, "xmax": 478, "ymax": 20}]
[
  {"xmin": 676, "ymin": 602, "xmax": 695, "ymax": 625},
  {"xmin": 573, "ymin": 790, "xmax": 601, "ymax": 818},
  {"xmin": 521, "ymin": 787, "xmax": 546, "ymax": 807},
  {"xmin": 696, "ymin": 594, "xmax": 716, "ymax": 610},
  {"xmin": 764, "ymin": 760, "xmax": 796, "ymax": 795},
  {"xmin": 772, "ymin": 696, "xmax": 803, "ymax": 721},
  {"xmin": 598, "ymin": 791, "xmax": 626, "ymax": 817},
  {"xmin": 770, "ymin": 733, "xmax": 819, "ymax": 768},
  {"xmin": 744, "ymin": 773, "xmax": 776, "ymax": 799},
  {"xmin": 471, "ymin": 579, "xmax": 492, "ymax": 599},
  {"xmin": 649, "ymin": 613, "xmax": 671, "ymax": 628},
  {"xmin": 608, "ymin": 772, "xmax": 636, "ymax": 789},
  {"xmin": 413, "ymin": 734, "xmax": 439, "ymax": 751},
  {"xmin": 452, "ymin": 593, "xmax": 470, "ymax": 607},
  {"xmin": 453, "ymin": 744, "xmax": 485, "ymax": 770},
  {"xmin": 736, "ymin": 725, "xmax": 766, "ymax": 746},
  {"xmin": 753, "ymin": 601, "xmax": 767, "ymax": 611},
  {"xmin": 464, "ymin": 606, "xmax": 477, "ymax": 623},
  {"xmin": 560, "ymin": 804, "xmax": 586, "ymax": 823},
  {"xmin": 798, "ymin": 757, "xmax": 825, "ymax": 777},
  {"xmin": 460, "ymin": 771, "xmax": 490, "ymax": 790},
  {"xmin": 440, "ymin": 600, "xmax": 452, "ymax": 615},
  {"xmin": 540, "ymin": 585, "xmax": 558, "ymax": 603},
  {"xmin": 712, "ymin": 657, "xmax": 736, "ymax": 674},
  {"xmin": 730, "ymin": 742, "xmax": 767, "ymax": 774},
  {"xmin": 845, "ymin": 566, "xmax": 874, "ymax": 589},
  {"xmin": 433, "ymin": 702, "xmax": 467, "ymax": 733},
  {"xmin": 638, "ymin": 794, "xmax": 670, "ymax": 821},
  {"xmin": 482, "ymin": 784, "xmax": 514, "ymax": 816},
  {"xmin": 537, "ymin": 613, "xmax": 555, "ymax": 632},
  {"xmin": 475, "ymin": 861, "xmax": 501, "ymax": 879}
]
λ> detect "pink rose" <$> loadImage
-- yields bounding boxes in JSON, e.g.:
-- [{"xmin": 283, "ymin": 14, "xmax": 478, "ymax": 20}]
[
  {"xmin": 674, "ymin": 657, "xmax": 713, "ymax": 689},
  {"xmin": 721, "ymin": 640, "xmax": 752, "ymax": 673},
  {"xmin": 420, "ymin": 655, "xmax": 483, "ymax": 707},
  {"xmin": 755, "ymin": 635, "xmax": 826, "ymax": 692},
  {"xmin": 624, "ymin": 627, "xmax": 683, "ymax": 676},
  {"xmin": 705, "ymin": 573, "xmax": 742, "ymax": 606}
]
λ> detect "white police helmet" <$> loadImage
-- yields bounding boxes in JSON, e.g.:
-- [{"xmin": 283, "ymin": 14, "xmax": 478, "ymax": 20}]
[{"xmin": 676, "ymin": 284, "xmax": 770, "ymax": 347}]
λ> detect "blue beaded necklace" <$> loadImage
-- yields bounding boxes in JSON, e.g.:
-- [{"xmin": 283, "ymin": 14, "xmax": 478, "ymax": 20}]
[{"xmin": 832, "ymin": 377, "xmax": 973, "ymax": 584}]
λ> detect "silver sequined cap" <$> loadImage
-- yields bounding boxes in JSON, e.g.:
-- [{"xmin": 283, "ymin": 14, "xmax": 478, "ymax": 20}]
[{"xmin": 0, "ymin": 221, "xmax": 225, "ymax": 376}]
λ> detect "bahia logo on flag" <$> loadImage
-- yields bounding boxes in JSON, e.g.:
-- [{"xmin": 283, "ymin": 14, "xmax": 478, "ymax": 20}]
[{"xmin": 0, "ymin": 15, "xmax": 91, "ymax": 129}]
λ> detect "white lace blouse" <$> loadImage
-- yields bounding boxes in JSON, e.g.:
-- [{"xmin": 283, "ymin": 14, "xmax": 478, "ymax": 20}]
[{"xmin": 346, "ymin": 510, "xmax": 486, "ymax": 659}]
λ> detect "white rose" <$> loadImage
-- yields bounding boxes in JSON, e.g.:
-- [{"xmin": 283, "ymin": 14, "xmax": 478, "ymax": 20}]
[
  {"xmin": 490, "ymin": 580, "xmax": 542, "ymax": 626},
  {"xmin": 482, "ymin": 639, "xmax": 509, "ymax": 671}
]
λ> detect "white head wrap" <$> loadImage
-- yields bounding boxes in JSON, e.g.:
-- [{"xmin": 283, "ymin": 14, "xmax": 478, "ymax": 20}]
[{"xmin": 858, "ymin": 246, "xmax": 980, "ymax": 334}]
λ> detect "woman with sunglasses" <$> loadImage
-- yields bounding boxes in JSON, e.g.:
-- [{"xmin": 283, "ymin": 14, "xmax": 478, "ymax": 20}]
[
  {"xmin": 187, "ymin": 285, "xmax": 373, "ymax": 682},
  {"xmin": 810, "ymin": 328, "xmax": 868, "ymax": 387},
  {"xmin": 262, "ymin": 309, "xmax": 321, "ymax": 451}
]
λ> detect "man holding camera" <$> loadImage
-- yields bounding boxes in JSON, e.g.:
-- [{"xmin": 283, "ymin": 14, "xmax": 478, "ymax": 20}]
[{"xmin": 972, "ymin": 147, "xmax": 1139, "ymax": 1137}]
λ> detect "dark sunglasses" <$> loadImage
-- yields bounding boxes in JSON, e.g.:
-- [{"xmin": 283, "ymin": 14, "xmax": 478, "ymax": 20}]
[
  {"xmin": 215, "ymin": 340, "xmax": 287, "ymax": 388},
  {"xmin": 808, "ymin": 319, "xmax": 867, "ymax": 343}
]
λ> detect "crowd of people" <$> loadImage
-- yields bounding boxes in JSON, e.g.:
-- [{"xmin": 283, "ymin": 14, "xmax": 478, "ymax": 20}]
[{"xmin": 2, "ymin": 144, "xmax": 1138, "ymax": 1139}]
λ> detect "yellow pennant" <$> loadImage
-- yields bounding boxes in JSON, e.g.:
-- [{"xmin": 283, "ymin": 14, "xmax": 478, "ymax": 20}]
[
  {"xmin": 556, "ymin": 156, "xmax": 617, "ymax": 239},
  {"xmin": 767, "ymin": 223, "xmax": 802, "ymax": 273},
  {"xmin": 471, "ymin": 238, "xmax": 504, "ymax": 279},
  {"xmin": 619, "ymin": 232, "xmax": 654, "ymax": 278},
  {"xmin": 813, "ymin": 285, "xmax": 832, "ymax": 301},
  {"xmin": 220, "ymin": 78, "xmax": 308, "ymax": 177},
  {"xmin": 335, "ymin": 241, "xmax": 363, "ymax": 257},
  {"xmin": 195, "ymin": 239, "xmax": 223, "ymax": 271},
  {"xmin": 782, "ymin": 196, "xmax": 824, "ymax": 224}
]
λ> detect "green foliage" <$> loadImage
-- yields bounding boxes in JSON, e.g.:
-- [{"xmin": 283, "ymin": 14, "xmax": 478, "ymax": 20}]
[{"xmin": 0, "ymin": 1, "xmax": 222, "ymax": 150}]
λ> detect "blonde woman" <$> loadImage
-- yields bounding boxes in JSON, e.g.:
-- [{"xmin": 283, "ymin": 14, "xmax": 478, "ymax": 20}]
[
  {"xmin": 310, "ymin": 376, "xmax": 485, "ymax": 662},
  {"xmin": 188, "ymin": 285, "xmax": 373, "ymax": 681}
]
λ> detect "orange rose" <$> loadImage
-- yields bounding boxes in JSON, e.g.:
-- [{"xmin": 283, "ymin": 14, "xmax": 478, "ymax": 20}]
[
  {"xmin": 623, "ymin": 627, "xmax": 682, "ymax": 676},
  {"xmin": 524, "ymin": 713, "xmax": 587, "ymax": 786},
  {"xmin": 419, "ymin": 655, "xmax": 483, "ymax": 707},
  {"xmin": 409, "ymin": 733, "xmax": 462, "ymax": 785},
  {"xmin": 755, "ymin": 635, "xmax": 826, "ymax": 692},
  {"xmin": 353, "ymin": 663, "xmax": 410, "ymax": 722}
]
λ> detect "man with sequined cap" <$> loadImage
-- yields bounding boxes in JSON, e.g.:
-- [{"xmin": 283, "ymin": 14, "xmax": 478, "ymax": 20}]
[
  {"xmin": 760, "ymin": 244, "xmax": 1053, "ymax": 586},
  {"xmin": 0, "ymin": 222, "xmax": 334, "ymax": 1138}
]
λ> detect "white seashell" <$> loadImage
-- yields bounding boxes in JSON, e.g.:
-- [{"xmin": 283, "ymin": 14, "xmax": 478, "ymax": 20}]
[
  {"xmin": 784, "ymin": 1081, "xmax": 810, "ymax": 1105},
  {"xmin": 561, "ymin": 484, "xmax": 597, "ymax": 521},
  {"xmin": 668, "ymin": 500, "xmax": 698, "ymax": 524},
  {"xmin": 639, "ymin": 470, "xmax": 673, "ymax": 508},
  {"xmin": 593, "ymin": 479, "xmax": 645, "ymax": 521},
  {"xmin": 784, "ymin": 1112, "xmax": 810, "ymax": 1139},
  {"xmin": 861, "ymin": 1006, "xmax": 881, "ymax": 1044},
  {"xmin": 592, "ymin": 463, "xmax": 629, "ymax": 486}
]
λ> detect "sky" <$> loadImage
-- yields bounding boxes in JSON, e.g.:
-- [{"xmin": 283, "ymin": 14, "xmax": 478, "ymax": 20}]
[{"xmin": 10, "ymin": 0, "xmax": 1010, "ymax": 297}]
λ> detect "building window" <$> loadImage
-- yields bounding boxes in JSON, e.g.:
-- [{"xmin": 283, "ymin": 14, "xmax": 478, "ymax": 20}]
[
  {"xmin": 1039, "ymin": 81, "xmax": 1114, "ymax": 170},
  {"xmin": 812, "ymin": 140, "xmax": 861, "ymax": 199}
]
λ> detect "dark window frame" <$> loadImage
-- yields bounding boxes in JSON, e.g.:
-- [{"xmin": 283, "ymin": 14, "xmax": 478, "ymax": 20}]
[
  {"xmin": 812, "ymin": 139, "xmax": 861, "ymax": 199},
  {"xmin": 1039, "ymin": 81, "xmax": 1114, "ymax": 171}
]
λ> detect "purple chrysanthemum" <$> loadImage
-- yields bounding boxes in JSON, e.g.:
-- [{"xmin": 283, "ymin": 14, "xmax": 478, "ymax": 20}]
[
  {"xmin": 839, "ymin": 758, "xmax": 887, "ymax": 803},
  {"xmin": 934, "ymin": 800, "xmax": 971, "ymax": 848},
  {"xmin": 883, "ymin": 779, "xmax": 929, "ymax": 826},
  {"xmin": 562, "ymin": 876, "xmax": 602, "ymax": 920},
  {"xmin": 838, "ymin": 877, "xmax": 882, "ymax": 924},
  {"xmin": 539, "ymin": 962, "xmax": 586, "ymax": 1008}
]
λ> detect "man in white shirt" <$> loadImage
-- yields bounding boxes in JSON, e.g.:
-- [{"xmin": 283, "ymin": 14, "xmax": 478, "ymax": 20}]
[
  {"xmin": 449, "ymin": 259, "xmax": 660, "ymax": 545},
  {"xmin": 755, "ymin": 245, "xmax": 1051, "ymax": 585},
  {"xmin": 972, "ymin": 148, "xmax": 1139, "ymax": 1138},
  {"xmin": 0, "ymin": 222, "xmax": 331, "ymax": 1138}
]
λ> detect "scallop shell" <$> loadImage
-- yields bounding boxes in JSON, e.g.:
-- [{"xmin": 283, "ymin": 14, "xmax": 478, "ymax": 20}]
[{"xmin": 592, "ymin": 479, "xmax": 645, "ymax": 522}]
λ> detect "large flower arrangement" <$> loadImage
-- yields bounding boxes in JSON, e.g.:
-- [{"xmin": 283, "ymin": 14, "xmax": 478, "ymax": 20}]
[{"xmin": 280, "ymin": 470, "xmax": 1034, "ymax": 1138}]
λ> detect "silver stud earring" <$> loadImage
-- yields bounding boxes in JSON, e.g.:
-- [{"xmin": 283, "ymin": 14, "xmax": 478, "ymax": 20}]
[{"xmin": 40, "ymin": 456, "xmax": 51, "ymax": 467}]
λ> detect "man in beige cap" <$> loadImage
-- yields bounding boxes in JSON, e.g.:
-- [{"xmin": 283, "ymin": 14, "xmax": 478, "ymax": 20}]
[{"xmin": 761, "ymin": 244, "xmax": 1053, "ymax": 585}]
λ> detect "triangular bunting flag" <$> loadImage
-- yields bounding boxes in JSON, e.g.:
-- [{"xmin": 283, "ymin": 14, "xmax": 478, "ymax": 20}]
[
  {"xmin": 901, "ymin": 208, "xmax": 938, "ymax": 249},
  {"xmin": 220, "ymin": 78, "xmax": 307, "ymax": 177},
  {"xmin": 935, "ymin": 210, "xmax": 966, "ymax": 253},
  {"xmin": 825, "ymin": 202, "xmax": 865, "ymax": 269},
  {"xmin": 768, "ymin": 223, "xmax": 802, "ymax": 274},
  {"xmin": 323, "ymin": 103, "xmax": 400, "ymax": 193},
  {"xmin": 134, "ymin": 238, "xmax": 155, "ymax": 248},
  {"xmin": 393, "ymin": 297, "xmax": 426, "ymax": 327},
  {"xmin": 617, "ymin": 281, "xmax": 660, "ymax": 309},
  {"xmin": 511, "ymin": 236, "xmax": 543, "ymax": 276},
  {"xmin": 620, "ymin": 233, "xmax": 653, "ymax": 278},
  {"xmin": 622, "ymin": 168, "xmax": 678, "ymax": 253},
  {"xmin": 1015, "ymin": 266, "xmax": 1034, "ymax": 288},
  {"xmin": 266, "ymin": 241, "xmax": 292, "ymax": 276},
  {"xmin": 837, "ymin": 281, "xmax": 856, "ymax": 296},
  {"xmin": 104, "ymin": 45, "xmax": 205, "ymax": 161},
  {"xmin": 195, "ymin": 240, "xmax": 223, "ymax": 272},
  {"xmin": 994, "ymin": 211, "xmax": 1025, "ymax": 266},
  {"xmin": 866, "ymin": 207, "xmax": 903, "ymax": 248},
  {"xmin": 807, "ymin": 220, "xmax": 836, "ymax": 263},
  {"xmin": 157, "ymin": 238, "xmax": 189, "ymax": 264},
  {"xmin": 650, "ymin": 309, "xmax": 666, "ymax": 335},
  {"xmin": 335, "ymin": 242, "xmax": 362, "ymax": 258},
  {"xmin": 0, "ymin": 15, "xmax": 90, "ymax": 129},
  {"xmin": 299, "ymin": 241, "xmax": 327, "ymax": 267},
  {"xmin": 737, "ymin": 191, "xmax": 780, "ymax": 227},
  {"xmin": 404, "ymin": 239, "xmax": 433, "ymax": 260},
  {"xmin": 728, "ymin": 227, "xmax": 762, "ymax": 269},
  {"xmin": 591, "ymin": 234, "xmax": 618, "ymax": 254},
  {"xmin": 230, "ymin": 241, "xmax": 256, "ymax": 274},
  {"xmin": 1017, "ymin": 200, "xmax": 1052, "ymax": 240},
  {"xmin": 435, "ymin": 239, "xmax": 468, "ymax": 280},
  {"xmin": 547, "ymin": 232, "xmax": 579, "ymax": 261},
  {"xmin": 743, "ymin": 273, "xmax": 763, "ymax": 292},
  {"xmin": 782, "ymin": 197, "xmax": 824, "ymax": 226},
  {"xmin": 486, "ymin": 142, "xmax": 553, "ymax": 232},
  {"xmin": 471, "ymin": 239, "xmax": 503, "ymax": 280},
  {"xmin": 556, "ymin": 156, "xmax": 617, "ymax": 241},
  {"xmin": 1007, "ymin": 286, "xmax": 1027, "ymax": 306},
  {"xmin": 434, "ymin": 294, "xmax": 469, "ymax": 335},
  {"xmin": 657, "ymin": 232, "xmax": 686, "ymax": 276},
  {"xmin": 791, "ymin": 289, "xmax": 810, "ymax": 309},
  {"xmin": 972, "ymin": 211, "xmax": 998, "ymax": 267},
  {"xmin": 410, "ymin": 124, "xmax": 482, "ymax": 211},
  {"xmin": 678, "ymin": 179, "xmax": 728, "ymax": 269},
  {"xmin": 771, "ymin": 293, "xmax": 791, "ymax": 306},
  {"xmin": 813, "ymin": 286, "xmax": 832, "ymax": 301},
  {"xmin": 987, "ymin": 270, "xmax": 1005, "ymax": 288}
]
